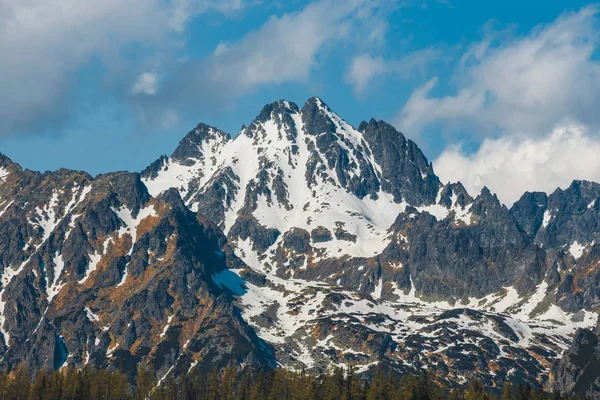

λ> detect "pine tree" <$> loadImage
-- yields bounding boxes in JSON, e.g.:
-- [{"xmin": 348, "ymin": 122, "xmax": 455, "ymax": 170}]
[
  {"xmin": 344, "ymin": 366, "xmax": 364, "ymax": 400},
  {"xmin": 249, "ymin": 370, "xmax": 268, "ymax": 400},
  {"xmin": 550, "ymin": 390, "xmax": 563, "ymax": 400},
  {"xmin": 501, "ymin": 382, "xmax": 515, "ymax": 400},
  {"xmin": 0, "ymin": 362, "xmax": 576, "ymax": 400},
  {"xmin": 13, "ymin": 369, "xmax": 31, "ymax": 400},
  {"xmin": 221, "ymin": 364, "xmax": 237, "ymax": 400},
  {"xmin": 366, "ymin": 367, "xmax": 387, "ymax": 400},
  {"xmin": 517, "ymin": 384, "xmax": 533, "ymax": 400},
  {"xmin": 47, "ymin": 371, "xmax": 63, "ymax": 400},
  {"xmin": 0, "ymin": 373, "xmax": 10, "ymax": 400},
  {"xmin": 447, "ymin": 388, "xmax": 463, "ymax": 400},
  {"xmin": 319, "ymin": 368, "xmax": 344, "ymax": 400},
  {"xmin": 137, "ymin": 365, "xmax": 156, "ymax": 400},
  {"xmin": 267, "ymin": 369, "xmax": 293, "ymax": 400},
  {"xmin": 188, "ymin": 367, "xmax": 207, "ymax": 400},
  {"xmin": 207, "ymin": 369, "xmax": 221, "ymax": 400},
  {"xmin": 27, "ymin": 371, "xmax": 46, "ymax": 400},
  {"xmin": 464, "ymin": 379, "xmax": 489, "ymax": 400},
  {"xmin": 236, "ymin": 370, "xmax": 253, "ymax": 400},
  {"xmin": 293, "ymin": 367, "xmax": 315, "ymax": 400}
]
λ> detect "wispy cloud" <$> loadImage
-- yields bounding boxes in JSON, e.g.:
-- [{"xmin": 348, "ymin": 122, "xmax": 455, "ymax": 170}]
[
  {"xmin": 0, "ymin": 0, "xmax": 253, "ymax": 137},
  {"xmin": 135, "ymin": 0, "xmax": 397, "ymax": 127},
  {"xmin": 345, "ymin": 48, "xmax": 441, "ymax": 95},
  {"xmin": 132, "ymin": 73, "xmax": 159, "ymax": 95}
]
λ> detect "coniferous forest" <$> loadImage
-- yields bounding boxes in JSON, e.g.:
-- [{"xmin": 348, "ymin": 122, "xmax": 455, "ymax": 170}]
[{"xmin": 0, "ymin": 366, "xmax": 585, "ymax": 400}]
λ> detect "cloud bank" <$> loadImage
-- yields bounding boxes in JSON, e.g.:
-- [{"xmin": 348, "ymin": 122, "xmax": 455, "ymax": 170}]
[
  {"xmin": 403, "ymin": 6, "xmax": 600, "ymax": 204},
  {"xmin": 397, "ymin": 6, "xmax": 600, "ymax": 136},
  {"xmin": 434, "ymin": 124, "xmax": 600, "ymax": 205}
]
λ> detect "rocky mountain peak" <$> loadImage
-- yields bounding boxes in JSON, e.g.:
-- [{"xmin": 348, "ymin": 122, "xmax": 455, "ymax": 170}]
[
  {"xmin": 302, "ymin": 96, "xmax": 328, "ymax": 111},
  {"xmin": 244, "ymin": 99, "xmax": 301, "ymax": 143},
  {"xmin": 300, "ymin": 96, "xmax": 339, "ymax": 137},
  {"xmin": 357, "ymin": 118, "xmax": 375, "ymax": 131},
  {"xmin": 568, "ymin": 179, "xmax": 600, "ymax": 193},
  {"xmin": 142, "ymin": 97, "xmax": 453, "ymax": 264},
  {"xmin": 255, "ymin": 100, "xmax": 300, "ymax": 124},
  {"xmin": 0, "ymin": 164, "xmax": 272, "ymax": 376},
  {"xmin": 5, "ymin": 96, "xmax": 600, "ymax": 390},
  {"xmin": 438, "ymin": 182, "xmax": 472, "ymax": 208},
  {"xmin": 359, "ymin": 117, "xmax": 439, "ymax": 205},
  {"xmin": 475, "ymin": 186, "xmax": 501, "ymax": 205},
  {"xmin": 0, "ymin": 153, "xmax": 21, "ymax": 174},
  {"xmin": 171, "ymin": 123, "xmax": 230, "ymax": 166},
  {"xmin": 511, "ymin": 191, "xmax": 549, "ymax": 238},
  {"xmin": 93, "ymin": 172, "xmax": 151, "ymax": 217}
]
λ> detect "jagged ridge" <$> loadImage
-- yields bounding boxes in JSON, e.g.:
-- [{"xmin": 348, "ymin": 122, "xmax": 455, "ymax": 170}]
[
  {"xmin": 141, "ymin": 97, "xmax": 600, "ymax": 389},
  {"xmin": 0, "ymin": 98, "xmax": 598, "ymax": 391}
]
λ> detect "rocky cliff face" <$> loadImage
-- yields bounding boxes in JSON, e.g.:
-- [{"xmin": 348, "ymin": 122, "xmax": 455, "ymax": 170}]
[
  {"xmin": 0, "ymin": 157, "xmax": 271, "ymax": 380},
  {"xmin": 549, "ymin": 326, "xmax": 600, "ymax": 398},
  {"xmin": 0, "ymin": 97, "xmax": 599, "ymax": 391}
]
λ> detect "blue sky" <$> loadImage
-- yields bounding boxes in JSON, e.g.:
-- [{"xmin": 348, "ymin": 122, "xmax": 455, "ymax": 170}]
[{"xmin": 1, "ymin": 0, "xmax": 600, "ymax": 204}]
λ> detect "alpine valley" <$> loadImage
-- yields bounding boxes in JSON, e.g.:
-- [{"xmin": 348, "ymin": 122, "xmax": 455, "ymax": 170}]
[{"xmin": 0, "ymin": 98, "xmax": 599, "ymax": 397}]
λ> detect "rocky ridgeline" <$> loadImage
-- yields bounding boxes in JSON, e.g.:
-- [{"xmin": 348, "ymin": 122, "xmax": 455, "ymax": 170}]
[
  {"xmin": 0, "ymin": 157, "xmax": 271, "ymax": 381},
  {"xmin": 0, "ymin": 98, "xmax": 598, "ymax": 392},
  {"xmin": 550, "ymin": 326, "xmax": 600, "ymax": 397}
]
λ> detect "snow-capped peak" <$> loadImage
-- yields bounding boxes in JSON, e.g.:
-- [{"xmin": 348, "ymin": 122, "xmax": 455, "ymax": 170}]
[{"xmin": 143, "ymin": 97, "xmax": 439, "ymax": 257}]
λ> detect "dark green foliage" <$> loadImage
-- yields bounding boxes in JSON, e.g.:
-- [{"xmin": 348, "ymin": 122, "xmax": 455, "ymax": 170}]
[{"xmin": 0, "ymin": 366, "xmax": 580, "ymax": 400}]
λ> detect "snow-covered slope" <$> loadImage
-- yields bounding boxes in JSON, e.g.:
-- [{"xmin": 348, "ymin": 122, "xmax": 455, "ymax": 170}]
[
  {"xmin": 2, "ymin": 97, "xmax": 599, "ymax": 388},
  {"xmin": 141, "ymin": 97, "xmax": 600, "ymax": 388},
  {"xmin": 0, "ymin": 161, "xmax": 270, "ymax": 376},
  {"xmin": 143, "ymin": 98, "xmax": 464, "ymax": 259}
]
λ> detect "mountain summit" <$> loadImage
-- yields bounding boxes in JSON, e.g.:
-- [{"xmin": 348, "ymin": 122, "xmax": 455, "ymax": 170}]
[
  {"xmin": 0, "ymin": 98, "xmax": 598, "ymax": 393},
  {"xmin": 142, "ymin": 97, "xmax": 439, "ymax": 257}
]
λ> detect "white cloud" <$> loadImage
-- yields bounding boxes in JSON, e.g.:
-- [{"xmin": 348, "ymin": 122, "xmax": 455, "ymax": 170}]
[
  {"xmin": 398, "ymin": 77, "xmax": 484, "ymax": 133},
  {"xmin": 0, "ymin": 0, "xmax": 395, "ymax": 133},
  {"xmin": 0, "ymin": 0, "xmax": 252, "ymax": 136},
  {"xmin": 137, "ymin": 0, "xmax": 395, "ymax": 123},
  {"xmin": 346, "ymin": 55, "xmax": 387, "ymax": 95},
  {"xmin": 346, "ymin": 49, "xmax": 441, "ymax": 95},
  {"xmin": 132, "ymin": 73, "xmax": 159, "ymax": 95},
  {"xmin": 202, "ymin": 0, "xmax": 384, "ymax": 91},
  {"xmin": 210, "ymin": 1, "xmax": 347, "ymax": 87},
  {"xmin": 398, "ymin": 6, "xmax": 600, "ymax": 204},
  {"xmin": 397, "ymin": 6, "xmax": 600, "ymax": 136},
  {"xmin": 170, "ymin": 0, "xmax": 251, "ymax": 32},
  {"xmin": 434, "ymin": 123, "xmax": 600, "ymax": 205}
]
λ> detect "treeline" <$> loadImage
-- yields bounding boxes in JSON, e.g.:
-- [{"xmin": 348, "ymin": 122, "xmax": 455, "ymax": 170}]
[{"xmin": 0, "ymin": 365, "xmax": 584, "ymax": 400}]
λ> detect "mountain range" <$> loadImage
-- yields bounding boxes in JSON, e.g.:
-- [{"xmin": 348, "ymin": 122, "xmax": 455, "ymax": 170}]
[{"xmin": 0, "ymin": 98, "xmax": 599, "ymax": 396}]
